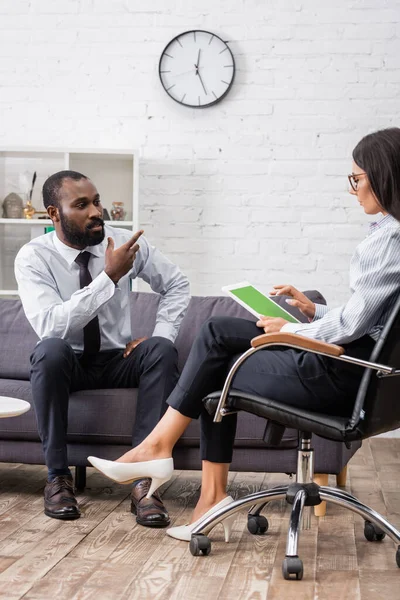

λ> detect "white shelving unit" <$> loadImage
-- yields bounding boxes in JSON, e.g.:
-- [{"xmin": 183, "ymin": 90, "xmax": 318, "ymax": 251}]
[{"xmin": 0, "ymin": 147, "xmax": 139, "ymax": 296}]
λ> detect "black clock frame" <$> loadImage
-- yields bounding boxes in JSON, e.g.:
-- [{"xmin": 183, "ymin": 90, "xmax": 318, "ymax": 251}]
[{"xmin": 158, "ymin": 29, "xmax": 236, "ymax": 108}]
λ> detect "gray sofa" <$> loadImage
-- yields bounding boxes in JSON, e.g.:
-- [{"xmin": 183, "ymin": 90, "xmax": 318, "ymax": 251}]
[{"xmin": 0, "ymin": 292, "xmax": 360, "ymax": 489}]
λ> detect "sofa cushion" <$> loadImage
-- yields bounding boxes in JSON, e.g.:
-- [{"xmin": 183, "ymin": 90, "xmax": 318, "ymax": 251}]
[
  {"xmin": 0, "ymin": 383, "xmax": 139, "ymax": 445},
  {"xmin": 0, "ymin": 380, "xmax": 298, "ymax": 448},
  {"xmin": 0, "ymin": 290, "xmax": 324, "ymax": 380},
  {"xmin": 130, "ymin": 293, "xmax": 256, "ymax": 371},
  {"xmin": 0, "ymin": 300, "xmax": 39, "ymax": 380},
  {"xmin": 130, "ymin": 291, "xmax": 325, "ymax": 372},
  {"xmin": 0, "ymin": 295, "xmax": 253, "ymax": 380}
]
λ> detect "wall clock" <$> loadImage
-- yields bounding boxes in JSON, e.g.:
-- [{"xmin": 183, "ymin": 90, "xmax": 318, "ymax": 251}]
[{"xmin": 159, "ymin": 30, "xmax": 235, "ymax": 108}]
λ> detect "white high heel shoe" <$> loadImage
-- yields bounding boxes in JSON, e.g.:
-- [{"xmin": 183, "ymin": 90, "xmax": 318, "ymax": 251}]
[
  {"xmin": 167, "ymin": 496, "xmax": 236, "ymax": 542},
  {"xmin": 87, "ymin": 456, "xmax": 174, "ymax": 499}
]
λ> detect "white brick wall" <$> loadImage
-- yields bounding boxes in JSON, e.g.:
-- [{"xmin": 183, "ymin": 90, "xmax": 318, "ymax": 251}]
[{"xmin": 1, "ymin": 0, "xmax": 400, "ymax": 304}]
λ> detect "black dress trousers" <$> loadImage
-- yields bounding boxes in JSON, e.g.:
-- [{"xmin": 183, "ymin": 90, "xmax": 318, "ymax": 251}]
[
  {"xmin": 167, "ymin": 316, "xmax": 375, "ymax": 464},
  {"xmin": 30, "ymin": 337, "xmax": 179, "ymax": 471}
]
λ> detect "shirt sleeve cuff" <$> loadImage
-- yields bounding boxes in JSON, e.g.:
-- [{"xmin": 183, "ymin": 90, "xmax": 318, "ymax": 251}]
[
  {"xmin": 280, "ymin": 322, "xmax": 302, "ymax": 334},
  {"xmin": 313, "ymin": 303, "xmax": 330, "ymax": 321},
  {"xmin": 89, "ymin": 270, "xmax": 116, "ymax": 305},
  {"xmin": 152, "ymin": 322, "xmax": 177, "ymax": 343}
]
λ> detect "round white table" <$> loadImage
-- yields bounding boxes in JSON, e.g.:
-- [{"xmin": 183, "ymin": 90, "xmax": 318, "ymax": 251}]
[{"xmin": 0, "ymin": 397, "xmax": 31, "ymax": 418}]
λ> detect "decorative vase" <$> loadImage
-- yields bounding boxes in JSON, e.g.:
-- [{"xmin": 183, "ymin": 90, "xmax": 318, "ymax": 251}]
[
  {"xmin": 111, "ymin": 201, "xmax": 125, "ymax": 221},
  {"xmin": 23, "ymin": 200, "xmax": 36, "ymax": 219}
]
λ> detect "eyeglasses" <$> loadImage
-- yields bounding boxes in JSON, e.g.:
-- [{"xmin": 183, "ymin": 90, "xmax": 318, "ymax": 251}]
[{"xmin": 348, "ymin": 172, "xmax": 367, "ymax": 192}]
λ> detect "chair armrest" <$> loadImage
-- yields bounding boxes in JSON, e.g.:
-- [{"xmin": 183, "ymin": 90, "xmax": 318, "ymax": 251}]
[
  {"xmin": 251, "ymin": 332, "xmax": 345, "ymax": 357},
  {"xmin": 214, "ymin": 331, "xmax": 394, "ymax": 424}
]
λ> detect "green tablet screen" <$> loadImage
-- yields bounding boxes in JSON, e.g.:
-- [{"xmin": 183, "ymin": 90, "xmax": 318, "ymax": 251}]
[{"xmin": 230, "ymin": 286, "xmax": 299, "ymax": 323}]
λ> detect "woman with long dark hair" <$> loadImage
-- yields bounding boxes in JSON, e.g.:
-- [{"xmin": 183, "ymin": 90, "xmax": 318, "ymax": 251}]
[{"xmin": 89, "ymin": 127, "xmax": 400, "ymax": 541}]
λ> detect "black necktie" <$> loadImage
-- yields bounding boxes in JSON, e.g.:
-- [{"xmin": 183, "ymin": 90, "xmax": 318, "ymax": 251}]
[{"xmin": 75, "ymin": 251, "xmax": 101, "ymax": 358}]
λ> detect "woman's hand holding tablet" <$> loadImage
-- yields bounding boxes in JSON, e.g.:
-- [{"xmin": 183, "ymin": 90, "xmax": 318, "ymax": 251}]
[{"xmin": 222, "ymin": 281, "xmax": 302, "ymax": 324}]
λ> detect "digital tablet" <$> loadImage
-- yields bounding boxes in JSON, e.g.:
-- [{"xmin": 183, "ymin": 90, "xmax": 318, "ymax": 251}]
[{"xmin": 222, "ymin": 281, "xmax": 300, "ymax": 324}]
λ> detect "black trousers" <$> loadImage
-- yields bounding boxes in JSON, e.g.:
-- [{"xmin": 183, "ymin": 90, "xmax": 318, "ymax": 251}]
[
  {"xmin": 167, "ymin": 317, "xmax": 375, "ymax": 464},
  {"xmin": 30, "ymin": 337, "xmax": 179, "ymax": 470}
]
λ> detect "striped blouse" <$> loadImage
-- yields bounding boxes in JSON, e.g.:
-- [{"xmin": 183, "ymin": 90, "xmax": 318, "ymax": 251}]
[{"xmin": 281, "ymin": 214, "xmax": 400, "ymax": 345}]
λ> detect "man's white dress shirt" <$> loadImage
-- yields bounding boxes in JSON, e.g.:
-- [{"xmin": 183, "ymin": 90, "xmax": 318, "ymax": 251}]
[{"xmin": 15, "ymin": 225, "xmax": 190, "ymax": 352}]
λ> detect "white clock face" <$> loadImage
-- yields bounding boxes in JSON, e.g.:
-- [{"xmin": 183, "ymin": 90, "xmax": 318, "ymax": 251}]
[{"xmin": 159, "ymin": 30, "xmax": 235, "ymax": 108}]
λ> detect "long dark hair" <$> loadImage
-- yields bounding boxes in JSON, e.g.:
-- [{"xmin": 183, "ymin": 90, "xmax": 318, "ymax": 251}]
[{"xmin": 352, "ymin": 127, "xmax": 400, "ymax": 221}]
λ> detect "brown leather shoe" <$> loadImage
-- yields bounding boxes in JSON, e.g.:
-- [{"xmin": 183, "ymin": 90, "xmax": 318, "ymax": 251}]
[
  {"xmin": 131, "ymin": 478, "xmax": 170, "ymax": 528},
  {"xmin": 44, "ymin": 475, "xmax": 81, "ymax": 520}
]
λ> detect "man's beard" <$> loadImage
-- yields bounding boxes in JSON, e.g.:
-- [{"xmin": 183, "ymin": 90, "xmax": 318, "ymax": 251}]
[{"xmin": 59, "ymin": 210, "xmax": 105, "ymax": 247}]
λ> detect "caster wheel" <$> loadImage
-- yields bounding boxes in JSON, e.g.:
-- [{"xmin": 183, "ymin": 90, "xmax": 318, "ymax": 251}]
[
  {"xmin": 364, "ymin": 521, "xmax": 386, "ymax": 542},
  {"xmin": 190, "ymin": 534, "xmax": 211, "ymax": 557},
  {"xmin": 396, "ymin": 546, "xmax": 400, "ymax": 568},
  {"xmin": 247, "ymin": 515, "xmax": 269, "ymax": 535},
  {"xmin": 282, "ymin": 556, "xmax": 303, "ymax": 581}
]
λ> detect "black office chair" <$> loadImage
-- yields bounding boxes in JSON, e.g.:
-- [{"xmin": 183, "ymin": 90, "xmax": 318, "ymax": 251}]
[{"xmin": 189, "ymin": 295, "xmax": 400, "ymax": 581}]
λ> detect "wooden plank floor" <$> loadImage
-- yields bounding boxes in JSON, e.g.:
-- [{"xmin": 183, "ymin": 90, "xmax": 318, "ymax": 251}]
[{"xmin": 0, "ymin": 439, "xmax": 398, "ymax": 599}]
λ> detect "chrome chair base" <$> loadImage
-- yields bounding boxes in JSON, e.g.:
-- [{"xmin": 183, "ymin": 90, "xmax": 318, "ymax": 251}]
[{"xmin": 189, "ymin": 483, "xmax": 400, "ymax": 580}]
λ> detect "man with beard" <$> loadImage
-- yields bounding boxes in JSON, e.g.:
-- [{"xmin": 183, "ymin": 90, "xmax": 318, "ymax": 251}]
[{"xmin": 14, "ymin": 170, "xmax": 190, "ymax": 526}]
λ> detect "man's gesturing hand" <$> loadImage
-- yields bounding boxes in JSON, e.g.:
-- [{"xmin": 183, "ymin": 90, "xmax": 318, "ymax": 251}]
[
  {"xmin": 270, "ymin": 284, "xmax": 316, "ymax": 320},
  {"xmin": 105, "ymin": 229, "xmax": 144, "ymax": 284}
]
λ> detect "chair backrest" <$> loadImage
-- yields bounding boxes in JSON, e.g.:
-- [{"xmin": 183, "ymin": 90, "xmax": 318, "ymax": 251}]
[{"xmin": 347, "ymin": 293, "xmax": 400, "ymax": 439}]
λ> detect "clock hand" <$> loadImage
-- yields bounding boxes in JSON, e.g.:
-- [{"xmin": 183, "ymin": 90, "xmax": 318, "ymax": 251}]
[
  {"xmin": 193, "ymin": 47, "xmax": 207, "ymax": 94},
  {"xmin": 196, "ymin": 69, "xmax": 207, "ymax": 95},
  {"xmin": 174, "ymin": 68, "xmax": 197, "ymax": 77}
]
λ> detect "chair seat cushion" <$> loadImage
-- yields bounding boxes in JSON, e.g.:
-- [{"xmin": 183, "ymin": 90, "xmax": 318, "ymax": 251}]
[{"xmin": 204, "ymin": 390, "xmax": 351, "ymax": 443}]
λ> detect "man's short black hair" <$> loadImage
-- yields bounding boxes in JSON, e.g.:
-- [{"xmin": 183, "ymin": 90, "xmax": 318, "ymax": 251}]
[{"xmin": 42, "ymin": 170, "xmax": 88, "ymax": 209}]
